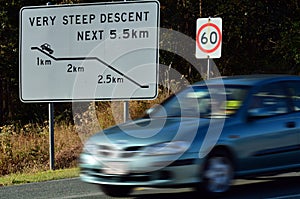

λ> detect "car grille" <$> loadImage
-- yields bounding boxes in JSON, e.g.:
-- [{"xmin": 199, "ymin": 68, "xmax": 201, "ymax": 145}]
[
  {"xmin": 80, "ymin": 168, "xmax": 172, "ymax": 182},
  {"xmin": 97, "ymin": 145, "xmax": 142, "ymax": 158}
]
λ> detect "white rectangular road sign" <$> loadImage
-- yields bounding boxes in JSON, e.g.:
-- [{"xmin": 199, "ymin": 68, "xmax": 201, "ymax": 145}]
[
  {"xmin": 20, "ymin": 1, "xmax": 160, "ymax": 102},
  {"xmin": 196, "ymin": 18, "xmax": 222, "ymax": 58}
]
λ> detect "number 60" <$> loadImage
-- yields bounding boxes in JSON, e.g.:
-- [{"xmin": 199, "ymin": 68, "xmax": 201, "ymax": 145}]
[{"xmin": 201, "ymin": 31, "xmax": 218, "ymax": 45}]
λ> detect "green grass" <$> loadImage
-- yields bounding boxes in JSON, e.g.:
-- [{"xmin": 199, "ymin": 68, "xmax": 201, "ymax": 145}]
[{"xmin": 0, "ymin": 167, "xmax": 79, "ymax": 186}]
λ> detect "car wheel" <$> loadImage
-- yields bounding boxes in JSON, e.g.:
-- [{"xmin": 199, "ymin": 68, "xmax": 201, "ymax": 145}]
[
  {"xmin": 202, "ymin": 151, "xmax": 234, "ymax": 195},
  {"xmin": 100, "ymin": 185, "xmax": 133, "ymax": 197}
]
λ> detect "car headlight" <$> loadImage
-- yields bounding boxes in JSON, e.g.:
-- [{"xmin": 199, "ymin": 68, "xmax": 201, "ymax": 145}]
[{"xmin": 142, "ymin": 141, "xmax": 189, "ymax": 156}]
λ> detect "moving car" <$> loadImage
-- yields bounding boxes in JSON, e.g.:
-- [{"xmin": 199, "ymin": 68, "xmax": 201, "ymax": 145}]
[{"xmin": 79, "ymin": 75, "xmax": 300, "ymax": 197}]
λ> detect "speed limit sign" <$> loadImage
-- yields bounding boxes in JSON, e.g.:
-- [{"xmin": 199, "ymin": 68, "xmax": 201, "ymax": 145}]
[{"xmin": 196, "ymin": 18, "xmax": 222, "ymax": 58}]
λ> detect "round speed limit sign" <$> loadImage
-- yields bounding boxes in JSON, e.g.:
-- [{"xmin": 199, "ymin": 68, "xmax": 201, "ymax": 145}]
[{"xmin": 196, "ymin": 18, "xmax": 222, "ymax": 58}]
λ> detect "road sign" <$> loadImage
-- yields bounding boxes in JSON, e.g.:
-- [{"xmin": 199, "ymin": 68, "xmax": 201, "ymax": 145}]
[
  {"xmin": 20, "ymin": 1, "xmax": 160, "ymax": 102},
  {"xmin": 196, "ymin": 18, "xmax": 222, "ymax": 58}
]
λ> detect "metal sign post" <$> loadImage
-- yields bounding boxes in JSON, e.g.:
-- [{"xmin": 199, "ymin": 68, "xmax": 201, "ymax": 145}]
[
  {"xmin": 207, "ymin": 56, "xmax": 210, "ymax": 79},
  {"xmin": 46, "ymin": 2, "xmax": 55, "ymax": 171},
  {"xmin": 123, "ymin": 101, "xmax": 129, "ymax": 122},
  {"xmin": 49, "ymin": 102, "xmax": 54, "ymax": 170}
]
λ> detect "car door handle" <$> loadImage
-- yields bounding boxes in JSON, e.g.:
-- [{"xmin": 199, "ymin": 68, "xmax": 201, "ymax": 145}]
[{"xmin": 286, "ymin": 121, "xmax": 296, "ymax": 128}]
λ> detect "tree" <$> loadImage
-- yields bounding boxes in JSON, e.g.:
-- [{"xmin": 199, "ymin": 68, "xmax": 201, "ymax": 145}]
[{"xmin": 201, "ymin": 0, "xmax": 300, "ymax": 74}]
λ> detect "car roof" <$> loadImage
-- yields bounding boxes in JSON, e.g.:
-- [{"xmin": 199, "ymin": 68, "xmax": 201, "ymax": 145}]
[{"xmin": 193, "ymin": 74, "xmax": 300, "ymax": 87}]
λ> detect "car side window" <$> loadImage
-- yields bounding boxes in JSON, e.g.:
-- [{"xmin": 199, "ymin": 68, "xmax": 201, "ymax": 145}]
[
  {"xmin": 285, "ymin": 81, "xmax": 300, "ymax": 112},
  {"xmin": 248, "ymin": 83, "xmax": 289, "ymax": 117}
]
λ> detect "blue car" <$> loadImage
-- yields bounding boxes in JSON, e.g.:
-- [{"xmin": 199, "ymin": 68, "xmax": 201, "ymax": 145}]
[{"xmin": 79, "ymin": 75, "xmax": 300, "ymax": 197}]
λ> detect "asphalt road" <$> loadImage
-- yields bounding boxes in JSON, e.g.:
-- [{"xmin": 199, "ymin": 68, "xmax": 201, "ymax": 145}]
[{"xmin": 1, "ymin": 173, "xmax": 300, "ymax": 199}]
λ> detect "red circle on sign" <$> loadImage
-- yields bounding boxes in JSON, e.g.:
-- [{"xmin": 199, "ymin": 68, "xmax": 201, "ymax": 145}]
[{"xmin": 196, "ymin": 23, "xmax": 222, "ymax": 54}]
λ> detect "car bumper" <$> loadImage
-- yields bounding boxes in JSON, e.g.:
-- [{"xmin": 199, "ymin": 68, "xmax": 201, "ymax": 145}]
[{"xmin": 79, "ymin": 153, "xmax": 203, "ymax": 187}]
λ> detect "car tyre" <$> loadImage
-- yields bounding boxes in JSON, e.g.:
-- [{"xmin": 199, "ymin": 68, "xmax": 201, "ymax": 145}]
[
  {"xmin": 201, "ymin": 150, "xmax": 234, "ymax": 196},
  {"xmin": 100, "ymin": 185, "xmax": 133, "ymax": 197}
]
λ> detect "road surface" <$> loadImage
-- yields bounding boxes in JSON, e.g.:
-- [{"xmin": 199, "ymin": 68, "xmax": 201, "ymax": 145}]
[{"xmin": 1, "ymin": 173, "xmax": 300, "ymax": 199}]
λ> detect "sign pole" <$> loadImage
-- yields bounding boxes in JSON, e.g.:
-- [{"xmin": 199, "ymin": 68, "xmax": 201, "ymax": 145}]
[
  {"xmin": 46, "ymin": 1, "xmax": 55, "ymax": 171},
  {"xmin": 49, "ymin": 102, "xmax": 55, "ymax": 170},
  {"xmin": 207, "ymin": 56, "xmax": 210, "ymax": 80},
  {"xmin": 124, "ymin": 101, "xmax": 129, "ymax": 122}
]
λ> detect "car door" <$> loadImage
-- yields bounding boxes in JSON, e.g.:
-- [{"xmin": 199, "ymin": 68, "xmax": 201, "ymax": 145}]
[
  {"xmin": 285, "ymin": 80, "xmax": 300, "ymax": 161},
  {"xmin": 236, "ymin": 82, "xmax": 299, "ymax": 173}
]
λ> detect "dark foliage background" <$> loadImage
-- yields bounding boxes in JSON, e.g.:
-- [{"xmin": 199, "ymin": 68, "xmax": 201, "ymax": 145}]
[{"xmin": 0, "ymin": 0, "xmax": 299, "ymax": 125}]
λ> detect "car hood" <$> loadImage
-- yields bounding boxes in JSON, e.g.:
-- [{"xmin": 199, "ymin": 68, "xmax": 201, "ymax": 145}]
[{"xmin": 87, "ymin": 117, "xmax": 212, "ymax": 148}]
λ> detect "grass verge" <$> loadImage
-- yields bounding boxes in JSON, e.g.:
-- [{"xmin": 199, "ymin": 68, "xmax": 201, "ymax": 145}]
[
  {"xmin": 0, "ymin": 167, "xmax": 79, "ymax": 186},
  {"xmin": 0, "ymin": 89, "xmax": 175, "ymax": 186}
]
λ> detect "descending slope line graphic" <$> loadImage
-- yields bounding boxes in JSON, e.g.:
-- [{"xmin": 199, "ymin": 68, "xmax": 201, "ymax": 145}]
[{"xmin": 31, "ymin": 46, "xmax": 150, "ymax": 89}]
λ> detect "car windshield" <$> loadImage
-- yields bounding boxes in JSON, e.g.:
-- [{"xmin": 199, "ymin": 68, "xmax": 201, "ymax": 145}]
[{"xmin": 147, "ymin": 85, "xmax": 249, "ymax": 119}]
